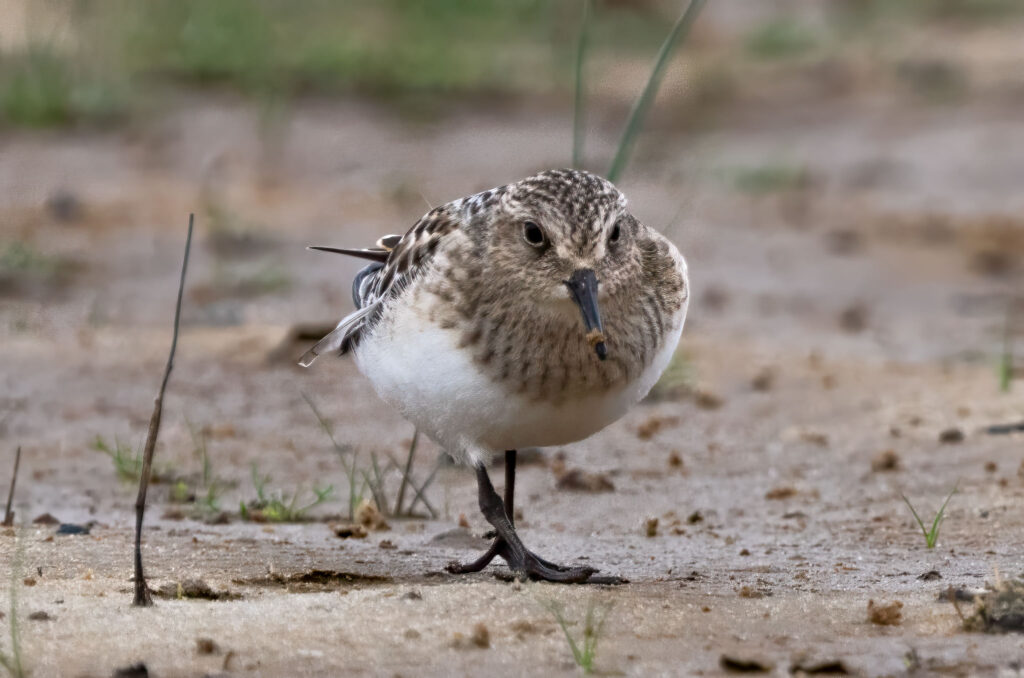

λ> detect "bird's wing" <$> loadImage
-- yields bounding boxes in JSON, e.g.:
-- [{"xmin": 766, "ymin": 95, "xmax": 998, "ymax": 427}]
[{"xmin": 299, "ymin": 207, "xmax": 461, "ymax": 366}]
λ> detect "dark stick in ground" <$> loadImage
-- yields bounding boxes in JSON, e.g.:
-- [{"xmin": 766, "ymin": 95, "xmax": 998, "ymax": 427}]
[
  {"xmin": 3, "ymin": 446, "xmax": 21, "ymax": 527},
  {"xmin": 132, "ymin": 215, "xmax": 194, "ymax": 606}
]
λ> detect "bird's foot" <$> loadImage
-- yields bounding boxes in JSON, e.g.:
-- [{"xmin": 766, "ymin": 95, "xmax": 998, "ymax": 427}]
[
  {"xmin": 446, "ymin": 538, "xmax": 598, "ymax": 583},
  {"xmin": 506, "ymin": 549, "xmax": 597, "ymax": 583}
]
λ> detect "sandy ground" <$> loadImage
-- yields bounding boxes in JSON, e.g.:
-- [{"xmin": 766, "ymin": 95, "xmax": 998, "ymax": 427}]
[{"xmin": 2, "ymin": 53, "xmax": 1024, "ymax": 677}]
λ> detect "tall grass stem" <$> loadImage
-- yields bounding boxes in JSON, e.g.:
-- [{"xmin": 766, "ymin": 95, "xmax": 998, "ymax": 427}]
[
  {"xmin": 607, "ymin": 0, "xmax": 708, "ymax": 183},
  {"xmin": 572, "ymin": 0, "xmax": 592, "ymax": 168}
]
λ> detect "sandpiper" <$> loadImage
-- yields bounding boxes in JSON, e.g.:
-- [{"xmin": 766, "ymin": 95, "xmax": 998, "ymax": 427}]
[{"xmin": 302, "ymin": 168, "xmax": 689, "ymax": 582}]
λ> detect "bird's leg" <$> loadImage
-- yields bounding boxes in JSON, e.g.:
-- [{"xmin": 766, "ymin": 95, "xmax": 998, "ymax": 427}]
[
  {"xmin": 446, "ymin": 451, "xmax": 596, "ymax": 583},
  {"xmin": 445, "ymin": 450, "xmax": 515, "ymax": 574},
  {"xmin": 499, "ymin": 450, "xmax": 570, "ymax": 572},
  {"xmin": 504, "ymin": 448, "xmax": 516, "ymax": 522}
]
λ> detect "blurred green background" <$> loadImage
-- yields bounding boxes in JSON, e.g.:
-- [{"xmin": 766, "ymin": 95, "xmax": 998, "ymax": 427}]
[
  {"xmin": 1, "ymin": 0, "xmax": 1022, "ymax": 353},
  {"xmin": 2, "ymin": 0, "xmax": 1022, "ymax": 128}
]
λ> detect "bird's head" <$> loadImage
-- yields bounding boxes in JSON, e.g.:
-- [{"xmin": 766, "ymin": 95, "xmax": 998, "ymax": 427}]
[{"xmin": 480, "ymin": 169, "xmax": 646, "ymax": 361}]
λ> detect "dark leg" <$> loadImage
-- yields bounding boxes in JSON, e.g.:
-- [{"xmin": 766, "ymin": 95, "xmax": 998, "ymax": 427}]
[
  {"xmin": 445, "ymin": 451, "xmax": 515, "ymax": 574},
  {"xmin": 504, "ymin": 449, "xmax": 516, "ymax": 522},
  {"xmin": 446, "ymin": 452, "xmax": 596, "ymax": 583}
]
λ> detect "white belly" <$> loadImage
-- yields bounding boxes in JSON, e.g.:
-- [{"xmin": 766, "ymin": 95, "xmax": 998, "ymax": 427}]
[{"xmin": 354, "ymin": 296, "xmax": 686, "ymax": 465}]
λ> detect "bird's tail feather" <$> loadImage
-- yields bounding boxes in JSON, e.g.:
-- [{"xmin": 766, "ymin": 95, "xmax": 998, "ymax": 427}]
[{"xmin": 298, "ymin": 304, "xmax": 376, "ymax": 367}]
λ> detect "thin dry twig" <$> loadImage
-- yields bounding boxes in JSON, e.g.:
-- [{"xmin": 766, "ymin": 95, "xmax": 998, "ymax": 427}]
[
  {"xmin": 133, "ymin": 215, "xmax": 194, "ymax": 606},
  {"xmin": 3, "ymin": 446, "xmax": 21, "ymax": 527},
  {"xmin": 406, "ymin": 456, "xmax": 442, "ymax": 518},
  {"xmin": 394, "ymin": 429, "xmax": 419, "ymax": 515}
]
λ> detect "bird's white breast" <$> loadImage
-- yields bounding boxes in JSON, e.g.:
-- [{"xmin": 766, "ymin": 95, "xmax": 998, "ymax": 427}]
[{"xmin": 354, "ymin": 283, "xmax": 687, "ymax": 466}]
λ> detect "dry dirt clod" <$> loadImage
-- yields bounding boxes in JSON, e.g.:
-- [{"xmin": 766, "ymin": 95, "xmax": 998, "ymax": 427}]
[
  {"xmin": 751, "ymin": 367, "xmax": 775, "ymax": 392},
  {"xmin": 867, "ymin": 599, "xmax": 904, "ymax": 626},
  {"xmin": 46, "ymin": 188, "xmax": 82, "ymax": 222},
  {"xmin": 694, "ymin": 389, "xmax": 724, "ymax": 410},
  {"xmin": 196, "ymin": 637, "xmax": 220, "ymax": 655},
  {"xmin": 720, "ymin": 653, "xmax": 772, "ymax": 672},
  {"xmin": 667, "ymin": 450, "xmax": 683, "ymax": 469},
  {"xmin": 635, "ymin": 415, "xmax": 680, "ymax": 440},
  {"xmin": 765, "ymin": 486, "xmax": 797, "ymax": 500},
  {"xmin": 960, "ymin": 578, "xmax": 1024, "ymax": 633},
  {"xmin": 471, "ymin": 622, "xmax": 490, "ymax": 648},
  {"xmin": 701, "ymin": 285, "xmax": 730, "ymax": 312},
  {"xmin": 330, "ymin": 523, "xmax": 368, "ymax": 539},
  {"xmin": 112, "ymin": 664, "xmax": 149, "ymax": 678},
  {"xmin": 355, "ymin": 499, "xmax": 390, "ymax": 531},
  {"xmin": 452, "ymin": 623, "xmax": 491, "ymax": 650},
  {"xmin": 789, "ymin": 658, "xmax": 849, "ymax": 674},
  {"xmin": 644, "ymin": 517, "xmax": 659, "ymax": 537},
  {"xmin": 781, "ymin": 427, "xmax": 829, "ymax": 447},
  {"xmin": 161, "ymin": 508, "xmax": 186, "ymax": 520},
  {"xmin": 155, "ymin": 579, "xmax": 236, "ymax": 601},
  {"xmin": 824, "ymin": 229, "xmax": 862, "ymax": 255},
  {"xmin": 32, "ymin": 513, "xmax": 59, "ymax": 525},
  {"xmin": 555, "ymin": 468, "xmax": 615, "ymax": 493},
  {"xmin": 939, "ymin": 427, "xmax": 964, "ymax": 444},
  {"xmin": 839, "ymin": 303, "xmax": 868, "ymax": 333},
  {"xmin": 871, "ymin": 449, "xmax": 901, "ymax": 472},
  {"xmin": 971, "ymin": 250, "xmax": 1016, "ymax": 277}
]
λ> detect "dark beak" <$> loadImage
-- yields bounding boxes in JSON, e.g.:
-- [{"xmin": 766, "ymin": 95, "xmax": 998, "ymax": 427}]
[{"xmin": 565, "ymin": 269, "xmax": 608, "ymax": 361}]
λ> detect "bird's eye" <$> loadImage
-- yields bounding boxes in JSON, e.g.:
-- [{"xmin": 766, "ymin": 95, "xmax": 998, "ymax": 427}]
[
  {"xmin": 523, "ymin": 221, "xmax": 546, "ymax": 247},
  {"xmin": 609, "ymin": 223, "xmax": 621, "ymax": 243}
]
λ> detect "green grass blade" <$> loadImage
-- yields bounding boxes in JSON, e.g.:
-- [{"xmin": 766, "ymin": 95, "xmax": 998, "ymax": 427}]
[
  {"xmin": 900, "ymin": 493, "xmax": 929, "ymax": 541},
  {"xmin": 572, "ymin": 0, "xmax": 592, "ymax": 168},
  {"xmin": 929, "ymin": 485, "xmax": 958, "ymax": 545},
  {"xmin": 586, "ymin": 601, "xmax": 613, "ymax": 665},
  {"xmin": 542, "ymin": 600, "xmax": 585, "ymax": 668},
  {"xmin": 1000, "ymin": 307, "xmax": 1014, "ymax": 392},
  {"xmin": 607, "ymin": 0, "xmax": 708, "ymax": 183}
]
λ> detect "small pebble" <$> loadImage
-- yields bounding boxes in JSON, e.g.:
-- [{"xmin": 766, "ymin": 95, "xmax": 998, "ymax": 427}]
[{"xmin": 470, "ymin": 623, "xmax": 490, "ymax": 649}]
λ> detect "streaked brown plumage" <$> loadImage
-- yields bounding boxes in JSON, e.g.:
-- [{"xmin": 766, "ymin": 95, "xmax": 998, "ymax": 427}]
[{"xmin": 303, "ymin": 168, "xmax": 689, "ymax": 582}]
